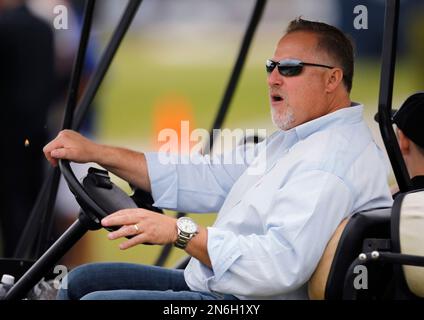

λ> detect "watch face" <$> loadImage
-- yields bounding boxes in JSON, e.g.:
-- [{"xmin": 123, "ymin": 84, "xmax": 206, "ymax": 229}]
[{"xmin": 177, "ymin": 217, "xmax": 197, "ymax": 234}]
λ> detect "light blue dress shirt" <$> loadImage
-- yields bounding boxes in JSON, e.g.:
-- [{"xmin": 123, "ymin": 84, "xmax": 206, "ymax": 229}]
[{"xmin": 145, "ymin": 104, "xmax": 393, "ymax": 299}]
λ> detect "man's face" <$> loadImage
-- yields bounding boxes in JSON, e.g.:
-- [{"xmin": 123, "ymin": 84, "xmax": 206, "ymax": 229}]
[{"xmin": 268, "ymin": 31, "xmax": 334, "ymax": 130}]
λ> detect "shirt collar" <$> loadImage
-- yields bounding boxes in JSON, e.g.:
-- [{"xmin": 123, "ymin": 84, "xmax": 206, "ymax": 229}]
[{"xmin": 289, "ymin": 102, "xmax": 364, "ymax": 141}]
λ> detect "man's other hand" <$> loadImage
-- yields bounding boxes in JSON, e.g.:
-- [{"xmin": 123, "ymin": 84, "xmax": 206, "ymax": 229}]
[{"xmin": 101, "ymin": 209, "xmax": 178, "ymax": 250}]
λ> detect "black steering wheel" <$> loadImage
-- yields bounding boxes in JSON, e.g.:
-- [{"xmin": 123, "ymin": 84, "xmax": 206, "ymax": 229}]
[
  {"xmin": 3, "ymin": 160, "xmax": 161, "ymax": 301},
  {"xmin": 58, "ymin": 159, "xmax": 161, "ymax": 232}
]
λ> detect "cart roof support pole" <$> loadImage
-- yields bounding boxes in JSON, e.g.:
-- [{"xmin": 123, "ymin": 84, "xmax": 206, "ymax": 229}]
[{"xmin": 378, "ymin": 0, "xmax": 413, "ymax": 192}]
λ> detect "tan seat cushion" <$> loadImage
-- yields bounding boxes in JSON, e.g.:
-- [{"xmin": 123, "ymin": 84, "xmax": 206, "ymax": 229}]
[
  {"xmin": 399, "ymin": 192, "xmax": 424, "ymax": 297},
  {"xmin": 308, "ymin": 217, "xmax": 350, "ymax": 300}
]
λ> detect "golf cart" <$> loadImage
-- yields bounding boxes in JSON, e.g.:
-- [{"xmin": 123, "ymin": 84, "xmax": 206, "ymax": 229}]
[{"xmin": 1, "ymin": 0, "xmax": 424, "ymax": 300}]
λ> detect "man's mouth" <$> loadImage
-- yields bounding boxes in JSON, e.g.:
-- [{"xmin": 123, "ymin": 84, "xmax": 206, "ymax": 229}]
[{"xmin": 270, "ymin": 94, "xmax": 284, "ymax": 105}]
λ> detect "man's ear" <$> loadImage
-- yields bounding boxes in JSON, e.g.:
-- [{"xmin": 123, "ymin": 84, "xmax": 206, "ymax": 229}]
[
  {"xmin": 325, "ymin": 68, "xmax": 344, "ymax": 93},
  {"xmin": 397, "ymin": 129, "xmax": 410, "ymax": 155}
]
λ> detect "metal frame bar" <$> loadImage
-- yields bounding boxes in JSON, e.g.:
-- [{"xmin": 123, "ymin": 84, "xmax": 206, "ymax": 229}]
[
  {"xmin": 208, "ymin": 0, "xmax": 267, "ymax": 150},
  {"xmin": 377, "ymin": 0, "xmax": 413, "ymax": 192},
  {"xmin": 72, "ymin": 0, "xmax": 143, "ymax": 131},
  {"xmin": 342, "ymin": 251, "xmax": 424, "ymax": 300},
  {"xmin": 15, "ymin": 0, "xmax": 97, "ymax": 258},
  {"xmin": 36, "ymin": 0, "xmax": 98, "ymax": 256},
  {"xmin": 4, "ymin": 220, "xmax": 88, "ymax": 300}
]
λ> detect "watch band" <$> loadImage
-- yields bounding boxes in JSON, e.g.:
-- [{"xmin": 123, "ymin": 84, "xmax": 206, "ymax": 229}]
[{"xmin": 175, "ymin": 230, "xmax": 195, "ymax": 249}]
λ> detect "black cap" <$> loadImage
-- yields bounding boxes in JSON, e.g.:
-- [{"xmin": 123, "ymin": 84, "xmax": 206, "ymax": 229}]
[{"xmin": 374, "ymin": 92, "xmax": 424, "ymax": 149}]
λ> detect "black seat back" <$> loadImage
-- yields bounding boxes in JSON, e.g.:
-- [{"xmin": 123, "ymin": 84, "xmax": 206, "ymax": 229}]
[{"xmin": 325, "ymin": 207, "xmax": 391, "ymax": 299}]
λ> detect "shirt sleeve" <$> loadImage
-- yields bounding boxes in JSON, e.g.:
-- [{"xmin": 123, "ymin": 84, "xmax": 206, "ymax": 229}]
[
  {"xmin": 144, "ymin": 141, "xmax": 263, "ymax": 212},
  {"xmin": 205, "ymin": 169, "xmax": 354, "ymax": 297}
]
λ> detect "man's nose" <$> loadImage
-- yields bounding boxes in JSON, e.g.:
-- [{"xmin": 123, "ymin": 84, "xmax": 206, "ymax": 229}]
[{"xmin": 267, "ymin": 67, "xmax": 283, "ymax": 87}]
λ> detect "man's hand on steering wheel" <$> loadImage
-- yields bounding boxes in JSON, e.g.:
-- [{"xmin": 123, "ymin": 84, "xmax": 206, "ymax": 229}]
[{"xmin": 43, "ymin": 129, "xmax": 100, "ymax": 167}]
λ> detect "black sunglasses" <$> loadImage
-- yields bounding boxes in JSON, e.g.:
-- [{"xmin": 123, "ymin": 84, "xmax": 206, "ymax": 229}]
[{"xmin": 266, "ymin": 59, "xmax": 334, "ymax": 77}]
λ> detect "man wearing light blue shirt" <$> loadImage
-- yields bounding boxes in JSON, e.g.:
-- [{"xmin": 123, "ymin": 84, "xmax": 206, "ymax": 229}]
[{"xmin": 45, "ymin": 18, "xmax": 393, "ymax": 300}]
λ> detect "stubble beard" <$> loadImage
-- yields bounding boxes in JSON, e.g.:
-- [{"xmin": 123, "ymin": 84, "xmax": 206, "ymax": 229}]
[{"xmin": 271, "ymin": 103, "xmax": 295, "ymax": 130}]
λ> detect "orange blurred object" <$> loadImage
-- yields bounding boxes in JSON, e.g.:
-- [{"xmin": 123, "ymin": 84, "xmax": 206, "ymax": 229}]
[{"xmin": 152, "ymin": 92, "xmax": 196, "ymax": 153}]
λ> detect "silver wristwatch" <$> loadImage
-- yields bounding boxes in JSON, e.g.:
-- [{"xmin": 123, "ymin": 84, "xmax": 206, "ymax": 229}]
[{"xmin": 174, "ymin": 217, "xmax": 198, "ymax": 249}]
